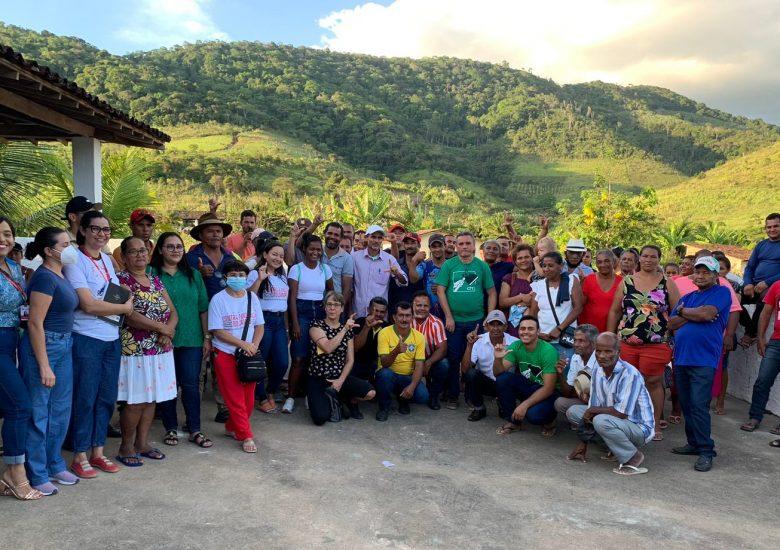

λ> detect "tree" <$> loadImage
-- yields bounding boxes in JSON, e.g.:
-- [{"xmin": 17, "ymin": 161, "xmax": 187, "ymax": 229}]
[
  {"xmin": 654, "ymin": 221, "xmax": 697, "ymax": 257},
  {"xmin": 694, "ymin": 221, "xmax": 751, "ymax": 247}
]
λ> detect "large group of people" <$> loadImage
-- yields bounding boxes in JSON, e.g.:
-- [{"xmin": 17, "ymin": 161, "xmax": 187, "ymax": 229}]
[{"xmin": 1, "ymin": 199, "xmax": 779, "ymax": 500}]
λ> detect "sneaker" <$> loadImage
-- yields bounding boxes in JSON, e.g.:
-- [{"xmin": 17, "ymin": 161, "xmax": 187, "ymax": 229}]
[
  {"xmin": 348, "ymin": 403, "xmax": 364, "ymax": 420},
  {"xmin": 468, "ymin": 407, "xmax": 487, "ymax": 422},
  {"xmin": 50, "ymin": 470, "xmax": 79, "ymax": 485},
  {"xmin": 428, "ymin": 396, "xmax": 441, "ymax": 410},
  {"xmin": 282, "ymin": 397, "xmax": 295, "ymax": 414},
  {"xmin": 694, "ymin": 455, "xmax": 713, "ymax": 472},
  {"xmin": 214, "ymin": 409, "xmax": 230, "ymax": 423},
  {"xmin": 70, "ymin": 460, "xmax": 98, "ymax": 479},
  {"xmin": 397, "ymin": 399, "xmax": 411, "ymax": 415},
  {"xmin": 446, "ymin": 398, "xmax": 458, "ymax": 410},
  {"xmin": 32, "ymin": 482, "xmax": 58, "ymax": 496},
  {"xmin": 671, "ymin": 444, "xmax": 699, "ymax": 456},
  {"xmin": 375, "ymin": 408, "xmax": 389, "ymax": 422}
]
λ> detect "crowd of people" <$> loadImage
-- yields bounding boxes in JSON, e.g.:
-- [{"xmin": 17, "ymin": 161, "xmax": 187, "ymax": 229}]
[{"xmin": 0, "ymin": 197, "xmax": 779, "ymax": 500}]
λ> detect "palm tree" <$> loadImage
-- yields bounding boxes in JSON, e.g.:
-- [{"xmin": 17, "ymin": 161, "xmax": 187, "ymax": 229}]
[
  {"xmin": 654, "ymin": 221, "xmax": 697, "ymax": 257},
  {"xmin": 0, "ymin": 143, "xmax": 62, "ymax": 227},
  {"xmin": 332, "ymin": 184, "xmax": 391, "ymax": 228},
  {"xmin": 695, "ymin": 221, "xmax": 750, "ymax": 247}
]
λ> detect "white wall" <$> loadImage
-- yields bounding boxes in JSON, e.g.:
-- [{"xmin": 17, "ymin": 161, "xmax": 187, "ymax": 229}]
[{"xmin": 728, "ymin": 319, "xmax": 780, "ymax": 416}]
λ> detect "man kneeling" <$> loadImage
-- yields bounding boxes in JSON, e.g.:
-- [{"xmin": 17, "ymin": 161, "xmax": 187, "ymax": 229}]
[
  {"xmin": 566, "ymin": 332, "xmax": 655, "ymax": 476},
  {"xmin": 375, "ymin": 301, "xmax": 429, "ymax": 421}
]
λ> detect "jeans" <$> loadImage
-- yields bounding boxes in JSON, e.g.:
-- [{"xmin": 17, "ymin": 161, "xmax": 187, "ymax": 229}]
[
  {"xmin": 290, "ymin": 299, "xmax": 323, "ymax": 359},
  {"xmin": 307, "ymin": 376, "xmax": 373, "ymax": 426},
  {"xmin": 375, "ymin": 368, "xmax": 430, "ymax": 410},
  {"xmin": 463, "ymin": 368, "xmax": 497, "ymax": 409},
  {"xmin": 70, "ymin": 333, "xmax": 121, "ymax": 453},
  {"xmin": 159, "ymin": 346, "xmax": 203, "ymax": 434},
  {"xmin": 748, "ymin": 340, "xmax": 780, "ymax": 423},
  {"xmin": 566, "ymin": 405, "xmax": 647, "ymax": 464},
  {"xmin": 446, "ymin": 321, "xmax": 482, "ymax": 399},
  {"xmin": 256, "ymin": 312, "xmax": 288, "ymax": 400},
  {"xmin": 0, "ymin": 327, "xmax": 29, "ymax": 465},
  {"xmin": 675, "ymin": 365, "xmax": 716, "ymax": 458},
  {"xmin": 426, "ymin": 358, "xmax": 449, "ymax": 400},
  {"xmin": 19, "ymin": 331, "xmax": 73, "ymax": 484},
  {"xmin": 495, "ymin": 371, "xmax": 558, "ymax": 425},
  {"xmin": 551, "ymin": 341, "xmax": 575, "ymax": 361}
]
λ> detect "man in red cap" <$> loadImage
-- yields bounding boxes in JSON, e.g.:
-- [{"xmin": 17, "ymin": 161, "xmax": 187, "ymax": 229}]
[
  {"xmin": 113, "ymin": 209, "xmax": 155, "ymax": 270},
  {"xmin": 385, "ymin": 223, "xmax": 406, "ymax": 260}
]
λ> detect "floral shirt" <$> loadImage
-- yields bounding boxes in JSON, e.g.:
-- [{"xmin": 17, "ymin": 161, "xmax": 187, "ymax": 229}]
[
  {"xmin": 618, "ymin": 275, "xmax": 671, "ymax": 344},
  {"xmin": 118, "ymin": 271, "xmax": 172, "ymax": 356},
  {"xmin": 0, "ymin": 259, "xmax": 25, "ymax": 328},
  {"xmin": 309, "ymin": 319, "xmax": 353, "ymax": 379}
]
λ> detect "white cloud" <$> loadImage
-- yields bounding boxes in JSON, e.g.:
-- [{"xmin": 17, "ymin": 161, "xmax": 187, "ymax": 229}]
[
  {"xmin": 318, "ymin": 0, "xmax": 780, "ymax": 122},
  {"xmin": 118, "ymin": 0, "xmax": 228, "ymax": 48}
]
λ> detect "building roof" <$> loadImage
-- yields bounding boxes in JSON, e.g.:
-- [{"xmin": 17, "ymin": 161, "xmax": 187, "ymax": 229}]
[{"xmin": 0, "ymin": 44, "xmax": 170, "ymax": 149}]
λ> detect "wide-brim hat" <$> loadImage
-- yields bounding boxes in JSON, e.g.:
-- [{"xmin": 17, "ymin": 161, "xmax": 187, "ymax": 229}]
[
  {"xmin": 573, "ymin": 370, "xmax": 591, "ymax": 400},
  {"xmin": 190, "ymin": 213, "xmax": 232, "ymax": 241}
]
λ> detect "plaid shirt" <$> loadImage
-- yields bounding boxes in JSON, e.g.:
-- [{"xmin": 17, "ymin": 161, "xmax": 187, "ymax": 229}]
[{"xmin": 588, "ymin": 358, "xmax": 655, "ymax": 442}]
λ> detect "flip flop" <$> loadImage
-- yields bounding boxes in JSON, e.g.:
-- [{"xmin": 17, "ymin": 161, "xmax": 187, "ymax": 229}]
[
  {"xmin": 740, "ymin": 420, "xmax": 759, "ymax": 432},
  {"xmin": 658, "ymin": 419, "xmax": 669, "ymax": 430},
  {"xmin": 601, "ymin": 452, "xmax": 618, "ymax": 462},
  {"xmin": 496, "ymin": 423, "xmax": 521, "ymax": 435},
  {"xmin": 652, "ymin": 431, "xmax": 664, "ymax": 441},
  {"xmin": 668, "ymin": 415, "xmax": 682, "ymax": 424},
  {"xmin": 115, "ymin": 454, "xmax": 143, "ymax": 467},
  {"xmin": 139, "ymin": 448, "xmax": 165, "ymax": 460},
  {"xmin": 769, "ymin": 425, "xmax": 780, "ymax": 436},
  {"xmin": 241, "ymin": 439, "xmax": 257, "ymax": 453},
  {"xmin": 613, "ymin": 464, "xmax": 648, "ymax": 476}
]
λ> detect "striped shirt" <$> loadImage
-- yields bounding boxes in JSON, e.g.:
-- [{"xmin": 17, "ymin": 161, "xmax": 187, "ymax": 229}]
[
  {"xmin": 588, "ymin": 359, "xmax": 655, "ymax": 443},
  {"xmin": 412, "ymin": 315, "xmax": 446, "ymax": 357}
]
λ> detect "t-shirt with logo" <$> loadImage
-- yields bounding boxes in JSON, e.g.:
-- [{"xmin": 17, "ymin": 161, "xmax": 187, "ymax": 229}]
[
  {"xmin": 764, "ymin": 280, "xmax": 780, "ymax": 341},
  {"xmin": 503, "ymin": 339, "xmax": 559, "ymax": 386},
  {"xmin": 434, "ymin": 256, "xmax": 494, "ymax": 323},
  {"xmin": 376, "ymin": 325, "xmax": 426, "ymax": 376},
  {"xmin": 208, "ymin": 289, "xmax": 265, "ymax": 354}
]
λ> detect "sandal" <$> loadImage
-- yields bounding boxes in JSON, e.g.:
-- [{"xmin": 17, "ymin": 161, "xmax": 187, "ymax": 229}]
[
  {"xmin": 139, "ymin": 448, "xmax": 165, "ymax": 460},
  {"xmin": 0, "ymin": 474, "xmax": 43, "ymax": 500},
  {"xmin": 652, "ymin": 431, "xmax": 664, "ymax": 441},
  {"xmin": 163, "ymin": 429, "xmax": 179, "ymax": 446},
  {"xmin": 740, "ymin": 419, "xmax": 759, "ymax": 432},
  {"xmin": 770, "ymin": 439, "xmax": 780, "ymax": 448},
  {"xmin": 566, "ymin": 446, "xmax": 588, "ymax": 462},
  {"xmin": 668, "ymin": 415, "xmax": 682, "ymax": 424},
  {"xmin": 658, "ymin": 419, "xmax": 669, "ymax": 430},
  {"xmin": 601, "ymin": 451, "xmax": 618, "ymax": 462},
  {"xmin": 255, "ymin": 400, "xmax": 278, "ymax": 414},
  {"xmin": 613, "ymin": 464, "xmax": 648, "ymax": 476},
  {"xmin": 769, "ymin": 424, "xmax": 780, "ymax": 436},
  {"xmin": 115, "ymin": 454, "xmax": 143, "ymax": 467},
  {"xmin": 496, "ymin": 423, "xmax": 521, "ymax": 435},
  {"xmin": 242, "ymin": 439, "xmax": 257, "ymax": 453},
  {"xmin": 189, "ymin": 432, "xmax": 213, "ymax": 448},
  {"xmin": 541, "ymin": 424, "xmax": 557, "ymax": 438}
]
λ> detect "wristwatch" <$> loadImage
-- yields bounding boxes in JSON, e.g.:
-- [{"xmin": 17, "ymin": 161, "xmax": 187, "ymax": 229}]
[{"xmin": 204, "ymin": 333, "xmax": 213, "ymax": 341}]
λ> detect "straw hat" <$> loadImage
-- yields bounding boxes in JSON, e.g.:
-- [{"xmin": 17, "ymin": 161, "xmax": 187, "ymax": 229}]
[
  {"xmin": 573, "ymin": 370, "xmax": 591, "ymax": 400},
  {"xmin": 190, "ymin": 213, "xmax": 232, "ymax": 241}
]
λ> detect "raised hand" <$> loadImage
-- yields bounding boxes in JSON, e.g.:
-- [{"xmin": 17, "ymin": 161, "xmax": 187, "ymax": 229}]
[
  {"xmin": 493, "ymin": 343, "xmax": 508, "ymax": 359},
  {"xmin": 257, "ymin": 264, "xmax": 269, "ymax": 282},
  {"xmin": 503, "ymin": 211, "xmax": 514, "ymax": 226},
  {"xmin": 386, "ymin": 232, "xmax": 397, "ymax": 244},
  {"xmin": 466, "ymin": 323, "xmax": 480, "ymax": 345},
  {"xmin": 410, "ymin": 250, "xmax": 426, "ymax": 264},
  {"xmin": 313, "ymin": 212, "xmax": 324, "ymax": 226},
  {"xmin": 208, "ymin": 197, "xmax": 221, "ymax": 214},
  {"xmin": 345, "ymin": 313, "xmax": 357, "ymax": 331},
  {"xmin": 198, "ymin": 257, "xmax": 214, "ymax": 278},
  {"xmin": 539, "ymin": 215, "xmax": 550, "ymax": 230}
]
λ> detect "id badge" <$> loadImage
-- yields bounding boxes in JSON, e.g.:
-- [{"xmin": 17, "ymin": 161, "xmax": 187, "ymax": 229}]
[{"xmin": 19, "ymin": 305, "xmax": 30, "ymax": 322}]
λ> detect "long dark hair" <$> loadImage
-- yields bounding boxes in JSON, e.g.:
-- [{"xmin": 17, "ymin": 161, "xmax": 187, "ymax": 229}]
[
  {"xmin": 76, "ymin": 210, "xmax": 109, "ymax": 246},
  {"xmin": 257, "ymin": 240, "xmax": 286, "ymax": 296},
  {"xmin": 150, "ymin": 232, "xmax": 194, "ymax": 281},
  {"xmin": 25, "ymin": 227, "xmax": 66, "ymax": 261}
]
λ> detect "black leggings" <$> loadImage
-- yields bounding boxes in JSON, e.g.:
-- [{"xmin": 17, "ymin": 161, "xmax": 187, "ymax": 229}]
[{"xmin": 307, "ymin": 375, "xmax": 374, "ymax": 426}]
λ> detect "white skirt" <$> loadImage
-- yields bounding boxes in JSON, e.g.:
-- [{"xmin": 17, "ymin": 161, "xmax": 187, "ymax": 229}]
[{"xmin": 117, "ymin": 351, "xmax": 177, "ymax": 405}]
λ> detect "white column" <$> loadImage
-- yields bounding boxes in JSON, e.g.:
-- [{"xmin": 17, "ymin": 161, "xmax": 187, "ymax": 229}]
[{"xmin": 72, "ymin": 137, "xmax": 102, "ymax": 203}]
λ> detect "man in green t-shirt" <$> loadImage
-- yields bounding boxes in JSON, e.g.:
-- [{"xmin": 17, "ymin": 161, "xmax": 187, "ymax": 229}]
[
  {"xmin": 435, "ymin": 231, "xmax": 496, "ymax": 408},
  {"xmin": 493, "ymin": 316, "xmax": 559, "ymax": 436}
]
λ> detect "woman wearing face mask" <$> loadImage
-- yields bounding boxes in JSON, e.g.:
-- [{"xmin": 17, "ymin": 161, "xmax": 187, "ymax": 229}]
[
  {"xmin": 0, "ymin": 216, "xmax": 41, "ymax": 500},
  {"xmin": 18, "ymin": 228, "xmax": 80, "ymax": 496},
  {"xmin": 63, "ymin": 211, "xmax": 133, "ymax": 479},
  {"xmin": 284, "ymin": 234, "xmax": 333, "ymax": 414},
  {"xmin": 150, "ymin": 232, "xmax": 213, "ymax": 449},
  {"xmin": 208, "ymin": 260, "xmax": 264, "ymax": 453},
  {"xmin": 247, "ymin": 241, "xmax": 288, "ymax": 414},
  {"xmin": 115, "ymin": 237, "xmax": 178, "ymax": 466}
]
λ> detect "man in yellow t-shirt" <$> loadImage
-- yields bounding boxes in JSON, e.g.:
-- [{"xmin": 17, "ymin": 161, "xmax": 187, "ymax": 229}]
[{"xmin": 375, "ymin": 301, "xmax": 428, "ymax": 421}]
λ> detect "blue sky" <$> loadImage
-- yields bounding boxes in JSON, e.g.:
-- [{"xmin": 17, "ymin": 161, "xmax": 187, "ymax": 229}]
[{"xmin": 2, "ymin": 0, "xmax": 778, "ymax": 122}]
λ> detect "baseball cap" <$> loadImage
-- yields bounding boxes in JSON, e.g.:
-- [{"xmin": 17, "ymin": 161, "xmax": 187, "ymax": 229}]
[
  {"xmin": 566, "ymin": 238, "xmax": 587, "ymax": 252},
  {"xmin": 388, "ymin": 223, "xmax": 406, "ymax": 234},
  {"xmin": 693, "ymin": 256, "xmax": 720, "ymax": 273},
  {"xmin": 402, "ymin": 232, "xmax": 421, "ymax": 244},
  {"xmin": 366, "ymin": 224, "xmax": 386, "ymax": 236},
  {"xmin": 428, "ymin": 233, "xmax": 445, "ymax": 246},
  {"xmin": 63, "ymin": 196, "xmax": 101, "ymax": 220},
  {"xmin": 483, "ymin": 310, "xmax": 507, "ymax": 325},
  {"xmin": 129, "ymin": 208, "xmax": 156, "ymax": 225}
]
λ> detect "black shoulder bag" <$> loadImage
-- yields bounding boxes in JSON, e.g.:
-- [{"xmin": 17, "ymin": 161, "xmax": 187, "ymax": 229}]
[
  {"xmin": 545, "ymin": 280, "xmax": 575, "ymax": 348},
  {"xmin": 235, "ymin": 293, "xmax": 267, "ymax": 383}
]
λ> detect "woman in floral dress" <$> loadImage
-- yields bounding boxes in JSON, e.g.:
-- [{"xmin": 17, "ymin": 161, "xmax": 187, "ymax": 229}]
[
  {"xmin": 608, "ymin": 245, "xmax": 680, "ymax": 440},
  {"xmin": 116, "ymin": 237, "xmax": 178, "ymax": 466}
]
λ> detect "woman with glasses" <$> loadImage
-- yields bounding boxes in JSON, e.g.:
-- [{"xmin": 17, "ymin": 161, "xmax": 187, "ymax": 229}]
[
  {"xmin": 115, "ymin": 237, "xmax": 178, "ymax": 466},
  {"xmin": 63, "ymin": 211, "xmax": 133, "ymax": 479},
  {"xmin": 307, "ymin": 291, "xmax": 375, "ymax": 425},
  {"xmin": 150, "ymin": 232, "xmax": 213, "ymax": 448}
]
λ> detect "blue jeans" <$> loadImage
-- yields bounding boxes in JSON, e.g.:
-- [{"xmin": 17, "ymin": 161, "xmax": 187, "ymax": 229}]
[
  {"xmin": 375, "ymin": 368, "xmax": 429, "ymax": 410},
  {"xmin": 675, "ymin": 365, "xmax": 716, "ymax": 458},
  {"xmin": 464, "ymin": 368, "xmax": 497, "ymax": 409},
  {"xmin": 495, "ymin": 371, "xmax": 558, "ymax": 425},
  {"xmin": 70, "ymin": 333, "xmax": 121, "ymax": 453},
  {"xmin": 159, "ymin": 346, "xmax": 203, "ymax": 434},
  {"xmin": 748, "ymin": 340, "xmax": 780, "ymax": 423},
  {"xmin": 19, "ymin": 331, "xmax": 73, "ymax": 484},
  {"xmin": 256, "ymin": 312, "xmax": 288, "ymax": 400},
  {"xmin": 426, "ymin": 358, "xmax": 449, "ymax": 400},
  {"xmin": 551, "ymin": 341, "xmax": 575, "ymax": 361},
  {"xmin": 0, "ymin": 327, "xmax": 29, "ymax": 465},
  {"xmin": 290, "ymin": 299, "xmax": 322, "ymax": 359},
  {"xmin": 446, "ymin": 321, "xmax": 482, "ymax": 398}
]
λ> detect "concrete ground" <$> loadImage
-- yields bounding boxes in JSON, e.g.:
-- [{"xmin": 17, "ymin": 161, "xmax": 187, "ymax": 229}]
[{"xmin": 2, "ymin": 395, "xmax": 778, "ymax": 550}]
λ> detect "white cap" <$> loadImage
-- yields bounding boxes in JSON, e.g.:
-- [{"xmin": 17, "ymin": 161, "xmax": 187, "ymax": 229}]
[
  {"xmin": 566, "ymin": 238, "xmax": 587, "ymax": 252},
  {"xmin": 366, "ymin": 224, "xmax": 386, "ymax": 236}
]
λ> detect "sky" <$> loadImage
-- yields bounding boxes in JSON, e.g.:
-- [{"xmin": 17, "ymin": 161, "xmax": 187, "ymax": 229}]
[{"xmin": 1, "ymin": 0, "xmax": 779, "ymax": 123}]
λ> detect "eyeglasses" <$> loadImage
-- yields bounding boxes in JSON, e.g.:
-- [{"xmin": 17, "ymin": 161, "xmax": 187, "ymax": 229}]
[
  {"xmin": 88, "ymin": 225, "xmax": 112, "ymax": 235},
  {"xmin": 164, "ymin": 244, "xmax": 185, "ymax": 252},
  {"xmin": 126, "ymin": 248, "xmax": 148, "ymax": 257},
  {"xmin": 325, "ymin": 302, "xmax": 343, "ymax": 308}
]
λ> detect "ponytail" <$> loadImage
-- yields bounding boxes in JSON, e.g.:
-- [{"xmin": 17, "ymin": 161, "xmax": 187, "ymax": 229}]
[{"xmin": 25, "ymin": 226, "xmax": 66, "ymax": 261}]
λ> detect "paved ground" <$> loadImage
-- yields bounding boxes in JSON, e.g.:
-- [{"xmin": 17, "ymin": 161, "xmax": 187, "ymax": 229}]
[{"xmin": 2, "ymin": 395, "xmax": 778, "ymax": 549}]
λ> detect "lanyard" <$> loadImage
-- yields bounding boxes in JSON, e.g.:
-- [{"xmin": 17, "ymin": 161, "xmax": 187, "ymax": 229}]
[
  {"xmin": 0, "ymin": 266, "xmax": 25, "ymax": 297},
  {"xmin": 80, "ymin": 247, "xmax": 110, "ymax": 283}
]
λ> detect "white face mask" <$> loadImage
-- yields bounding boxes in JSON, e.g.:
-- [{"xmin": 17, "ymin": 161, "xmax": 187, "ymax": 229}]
[{"xmin": 57, "ymin": 245, "xmax": 79, "ymax": 266}]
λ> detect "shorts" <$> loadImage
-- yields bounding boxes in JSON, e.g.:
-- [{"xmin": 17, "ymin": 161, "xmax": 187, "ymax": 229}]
[{"xmin": 619, "ymin": 342, "xmax": 672, "ymax": 377}]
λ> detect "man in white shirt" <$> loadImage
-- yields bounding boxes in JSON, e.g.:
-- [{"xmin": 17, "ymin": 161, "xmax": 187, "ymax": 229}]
[
  {"xmin": 461, "ymin": 310, "xmax": 518, "ymax": 421},
  {"xmin": 554, "ymin": 324, "xmax": 599, "ymax": 416}
]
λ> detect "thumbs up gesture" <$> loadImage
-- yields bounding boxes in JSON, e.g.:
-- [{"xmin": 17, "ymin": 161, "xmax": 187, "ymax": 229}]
[
  {"xmin": 395, "ymin": 339, "xmax": 409, "ymax": 354},
  {"xmin": 198, "ymin": 257, "xmax": 214, "ymax": 278}
]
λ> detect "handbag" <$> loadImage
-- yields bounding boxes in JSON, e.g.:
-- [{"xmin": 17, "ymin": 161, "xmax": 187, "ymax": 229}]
[
  {"xmin": 545, "ymin": 280, "xmax": 575, "ymax": 348},
  {"xmin": 234, "ymin": 292, "xmax": 267, "ymax": 383}
]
